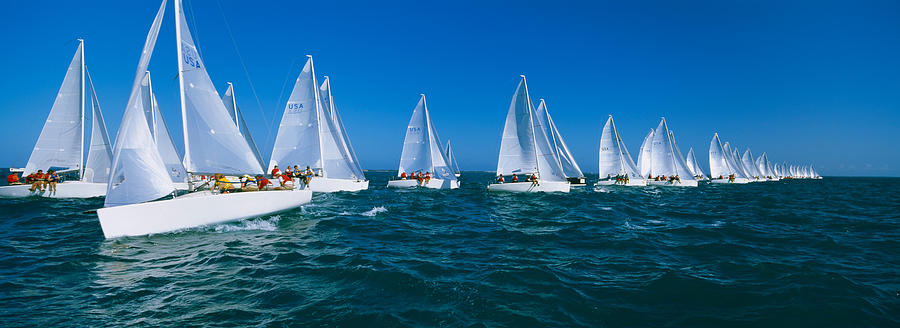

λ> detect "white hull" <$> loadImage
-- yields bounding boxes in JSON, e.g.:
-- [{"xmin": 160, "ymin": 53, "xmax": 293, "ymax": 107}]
[
  {"xmin": 648, "ymin": 179, "xmax": 698, "ymax": 187},
  {"xmin": 486, "ymin": 181, "xmax": 570, "ymax": 193},
  {"xmin": 386, "ymin": 178, "xmax": 459, "ymax": 189},
  {"xmin": 595, "ymin": 179, "xmax": 647, "ymax": 186},
  {"xmin": 0, "ymin": 181, "xmax": 107, "ymax": 198},
  {"xmin": 298, "ymin": 177, "xmax": 369, "ymax": 192},
  {"xmin": 710, "ymin": 178, "xmax": 750, "ymax": 184},
  {"xmin": 766, "ymin": 178, "xmax": 780, "ymax": 182},
  {"xmin": 96, "ymin": 189, "xmax": 312, "ymax": 238}
]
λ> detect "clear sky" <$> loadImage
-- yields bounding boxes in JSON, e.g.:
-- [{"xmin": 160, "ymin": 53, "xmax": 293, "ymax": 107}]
[{"xmin": 1, "ymin": 0, "xmax": 898, "ymax": 176}]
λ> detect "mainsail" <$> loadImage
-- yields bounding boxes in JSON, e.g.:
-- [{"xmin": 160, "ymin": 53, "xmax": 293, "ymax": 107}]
[
  {"xmin": 319, "ymin": 76, "xmax": 365, "ymax": 180},
  {"xmin": 685, "ymin": 147, "xmax": 706, "ymax": 178},
  {"xmin": 742, "ymin": 149, "xmax": 762, "ymax": 179},
  {"xmin": 637, "ymin": 129, "xmax": 654, "ymax": 178},
  {"xmin": 646, "ymin": 119, "xmax": 694, "ymax": 179},
  {"xmin": 496, "ymin": 76, "xmax": 565, "ymax": 181},
  {"xmin": 105, "ymin": 0, "xmax": 175, "ymax": 207},
  {"xmin": 397, "ymin": 95, "xmax": 456, "ymax": 180},
  {"xmin": 25, "ymin": 40, "xmax": 84, "ymax": 176},
  {"xmin": 598, "ymin": 116, "xmax": 641, "ymax": 179},
  {"xmin": 82, "ymin": 69, "xmax": 113, "ymax": 183},
  {"xmin": 176, "ymin": 0, "xmax": 262, "ymax": 175},
  {"xmin": 535, "ymin": 99, "xmax": 583, "ymax": 178}
]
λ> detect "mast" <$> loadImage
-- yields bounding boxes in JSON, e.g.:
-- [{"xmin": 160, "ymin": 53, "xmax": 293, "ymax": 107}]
[
  {"xmin": 79, "ymin": 39, "xmax": 85, "ymax": 179},
  {"xmin": 227, "ymin": 82, "xmax": 238, "ymax": 127},
  {"xmin": 421, "ymin": 94, "xmax": 436, "ymax": 174},
  {"xmin": 522, "ymin": 76, "xmax": 540, "ymax": 176},
  {"xmin": 175, "ymin": 0, "xmax": 191, "ymax": 173},
  {"xmin": 308, "ymin": 55, "xmax": 326, "ymax": 177}
]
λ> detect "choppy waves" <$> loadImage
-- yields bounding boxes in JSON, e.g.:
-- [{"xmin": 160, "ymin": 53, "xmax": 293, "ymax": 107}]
[{"xmin": 0, "ymin": 173, "xmax": 898, "ymax": 327}]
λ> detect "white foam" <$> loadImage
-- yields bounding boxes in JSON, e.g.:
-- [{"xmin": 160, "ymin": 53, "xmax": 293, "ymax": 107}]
[
  {"xmin": 214, "ymin": 215, "xmax": 280, "ymax": 232},
  {"xmin": 361, "ymin": 206, "xmax": 387, "ymax": 217}
]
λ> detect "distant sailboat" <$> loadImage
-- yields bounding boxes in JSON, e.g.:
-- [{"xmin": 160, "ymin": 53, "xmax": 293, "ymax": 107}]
[
  {"xmin": 708, "ymin": 133, "xmax": 749, "ymax": 184},
  {"xmin": 487, "ymin": 76, "xmax": 569, "ymax": 192},
  {"xmin": 755, "ymin": 152, "xmax": 778, "ymax": 181},
  {"xmin": 444, "ymin": 139, "xmax": 461, "ymax": 178},
  {"xmin": 96, "ymin": 0, "xmax": 311, "ymax": 239},
  {"xmin": 535, "ymin": 99, "xmax": 585, "ymax": 186},
  {"xmin": 741, "ymin": 149, "xmax": 764, "ymax": 182},
  {"xmin": 597, "ymin": 115, "xmax": 644, "ymax": 186},
  {"xmin": 685, "ymin": 147, "xmax": 707, "ymax": 181},
  {"xmin": 641, "ymin": 118, "xmax": 697, "ymax": 187},
  {"xmin": 0, "ymin": 40, "xmax": 111, "ymax": 198},
  {"xmin": 637, "ymin": 129, "xmax": 654, "ymax": 179},
  {"xmin": 269, "ymin": 56, "xmax": 368, "ymax": 192},
  {"xmin": 387, "ymin": 94, "xmax": 459, "ymax": 189}
]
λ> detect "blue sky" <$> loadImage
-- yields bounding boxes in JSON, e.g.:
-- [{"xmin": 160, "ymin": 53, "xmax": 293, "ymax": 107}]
[{"xmin": 1, "ymin": 0, "xmax": 898, "ymax": 176}]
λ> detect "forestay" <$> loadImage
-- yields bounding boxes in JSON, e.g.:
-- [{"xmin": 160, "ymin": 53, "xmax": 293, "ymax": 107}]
[
  {"xmin": 25, "ymin": 41, "xmax": 84, "ymax": 176},
  {"xmin": 598, "ymin": 116, "xmax": 641, "ymax": 179},
  {"xmin": 105, "ymin": 0, "xmax": 175, "ymax": 207},
  {"xmin": 176, "ymin": 0, "xmax": 263, "ymax": 175}
]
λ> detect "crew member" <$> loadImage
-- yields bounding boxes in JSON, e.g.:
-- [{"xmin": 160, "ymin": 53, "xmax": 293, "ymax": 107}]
[
  {"xmin": 28, "ymin": 170, "xmax": 46, "ymax": 192},
  {"xmin": 6, "ymin": 172, "xmax": 21, "ymax": 185},
  {"xmin": 271, "ymin": 165, "xmax": 280, "ymax": 177}
]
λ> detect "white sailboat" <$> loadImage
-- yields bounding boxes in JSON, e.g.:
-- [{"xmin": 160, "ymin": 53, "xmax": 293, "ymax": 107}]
[
  {"xmin": 637, "ymin": 129, "xmax": 654, "ymax": 179},
  {"xmin": 685, "ymin": 147, "xmax": 707, "ymax": 181},
  {"xmin": 535, "ymin": 99, "xmax": 585, "ymax": 186},
  {"xmin": 597, "ymin": 115, "xmax": 645, "ymax": 186},
  {"xmin": 487, "ymin": 76, "xmax": 569, "ymax": 192},
  {"xmin": 387, "ymin": 94, "xmax": 459, "ymax": 189},
  {"xmin": 741, "ymin": 149, "xmax": 764, "ymax": 182},
  {"xmin": 755, "ymin": 152, "xmax": 779, "ymax": 181},
  {"xmin": 641, "ymin": 118, "xmax": 697, "ymax": 187},
  {"xmin": 96, "ymin": 0, "xmax": 311, "ymax": 239},
  {"xmin": 726, "ymin": 144, "xmax": 755, "ymax": 182},
  {"xmin": 0, "ymin": 40, "xmax": 112, "ymax": 198},
  {"xmin": 708, "ymin": 133, "xmax": 749, "ymax": 184},
  {"xmin": 444, "ymin": 139, "xmax": 461, "ymax": 178},
  {"xmin": 269, "ymin": 56, "xmax": 368, "ymax": 192}
]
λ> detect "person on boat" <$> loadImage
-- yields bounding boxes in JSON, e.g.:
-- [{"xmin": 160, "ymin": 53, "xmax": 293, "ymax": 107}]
[
  {"xmin": 251, "ymin": 175, "xmax": 268, "ymax": 190},
  {"xmin": 6, "ymin": 172, "xmax": 21, "ymax": 185},
  {"xmin": 303, "ymin": 166, "xmax": 313, "ymax": 186},
  {"xmin": 728, "ymin": 174, "xmax": 735, "ymax": 182},
  {"xmin": 624, "ymin": 174, "xmax": 630, "ymax": 184},
  {"xmin": 416, "ymin": 171, "xmax": 424, "ymax": 186},
  {"xmin": 424, "ymin": 172, "xmax": 431, "ymax": 184},
  {"xmin": 28, "ymin": 170, "xmax": 46, "ymax": 192},
  {"xmin": 240, "ymin": 174, "xmax": 258, "ymax": 191},
  {"xmin": 46, "ymin": 170, "xmax": 60, "ymax": 192},
  {"xmin": 280, "ymin": 173, "xmax": 294, "ymax": 189},
  {"xmin": 400, "ymin": 172, "xmax": 407, "ymax": 180},
  {"xmin": 674, "ymin": 175, "xmax": 680, "ymax": 182},
  {"xmin": 512, "ymin": 174, "xmax": 518, "ymax": 182},
  {"xmin": 292, "ymin": 165, "xmax": 301, "ymax": 178},
  {"xmin": 496, "ymin": 175, "xmax": 504, "ymax": 183},
  {"xmin": 653, "ymin": 176, "xmax": 659, "ymax": 181},
  {"xmin": 271, "ymin": 165, "xmax": 280, "ymax": 178},
  {"xmin": 214, "ymin": 174, "xmax": 234, "ymax": 194},
  {"xmin": 529, "ymin": 173, "xmax": 539, "ymax": 185}
]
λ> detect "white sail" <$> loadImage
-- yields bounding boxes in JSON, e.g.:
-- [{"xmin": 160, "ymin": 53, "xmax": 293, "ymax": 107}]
[
  {"xmin": 536, "ymin": 99, "xmax": 583, "ymax": 178},
  {"xmin": 397, "ymin": 95, "xmax": 456, "ymax": 180},
  {"xmin": 669, "ymin": 130, "xmax": 692, "ymax": 177},
  {"xmin": 270, "ymin": 56, "xmax": 325, "ymax": 173},
  {"xmin": 222, "ymin": 83, "xmax": 266, "ymax": 171},
  {"xmin": 686, "ymin": 147, "xmax": 706, "ymax": 178},
  {"xmin": 708, "ymin": 133, "xmax": 730, "ymax": 178},
  {"xmin": 647, "ymin": 119, "xmax": 694, "ymax": 179},
  {"xmin": 598, "ymin": 116, "xmax": 641, "ymax": 179},
  {"xmin": 637, "ymin": 129, "xmax": 654, "ymax": 178},
  {"xmin": 444, "ymin": 139, "xmax": 461, "ymax": 176},
  {"xmin": 725, "ymin": 145, "xmax": 750, "ymax": 179},
  {"xmin": 140, "ymin": 71, "xmax": 187, "ymax": 183},
  {"xmin": 82, "ymin": 70, "xmax": 112, "ymax": 183},
  {"xmin": 318, "ymin": 76, "xmax": 365, "ymax": 180},
  {"xmin": 176, "ymin": 0, "xmax": 263, "ymax": 175},
  {"xmin": 497, "ymin": 77, "xmax": 538, "ymax": 175},
  {"xmin": 25, "ymin": 40, "xmax": 84, "ymax": 176},
  {"xmin": 105, "ymin": 0, "xmax": 175, "ymax": 207}
]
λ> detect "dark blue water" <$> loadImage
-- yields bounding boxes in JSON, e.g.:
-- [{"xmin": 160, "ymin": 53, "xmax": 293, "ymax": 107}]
[{"xmin": 1, "ymin": 172, "xmax": 898, "ymax": 327}]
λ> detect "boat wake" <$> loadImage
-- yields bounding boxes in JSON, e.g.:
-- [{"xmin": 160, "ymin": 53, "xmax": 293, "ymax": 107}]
[{"xmin": 361, "ymin": 206, "xmax": 388, "ymax": 217}]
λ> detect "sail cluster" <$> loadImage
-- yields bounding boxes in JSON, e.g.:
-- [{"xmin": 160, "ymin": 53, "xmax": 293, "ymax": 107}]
[{"xmin": 708, "ymin": 133, "xmax": 821, "ymax": 181}]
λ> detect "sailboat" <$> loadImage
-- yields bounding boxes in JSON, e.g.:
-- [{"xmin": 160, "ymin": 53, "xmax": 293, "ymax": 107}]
[
  {"xmin": 685, "ymin": 147, "xmax": 707, "ymax": 181},
  {"xmin": 535, "ymin": 99, "xmax": 586, "ymax": 186},
  {"xmin": 726, "ymin": 143, "xmax": 755, "ymax": 183},
  {"xmin": 269, "ymin": 56, "xmax": 369, "ymax": 192},
  {"xmin": 708, "ymin": 133, "xmax": 749, "ymax": 184},
  {"xmin": 487, "ymin": 76, "xmax": 569, "ymax": 192},
  {"xmin": 637, "ymin": 129, "xmax": 654, "ymax": 179},
  {"xmin": 96, "ymin": 0, "xmax": 311, "ymax": 239},
  {"xmin": 444, "ymin": 139, "xmax": 461, "ymax": 178},
  {"xmin": 387, "ymin": 94, "xmax": 459, "ymax": 189},
  {"xmin": 755, "ymin": 152, "xmax": 779, "ymax": 181},
  {"xmin": 0, "ymin": 40, "xmax": 112, "ymax": 198},
  {"xmin": 741, "ymin": 149, "xmax": 764, "ymax": 182},
  {"xmin": 640, "ymin": 118, "xmax": 697, "ymax": 187},
  {"xmin": 597, "ymin": 115, "xmax": 645, "ymax": 186}
]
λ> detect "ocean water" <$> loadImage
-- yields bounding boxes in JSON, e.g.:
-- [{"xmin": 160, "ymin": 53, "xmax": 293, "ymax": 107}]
[{"xmin": 1, "ymin": 171, "xmax": 898, "ymax": 327}]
